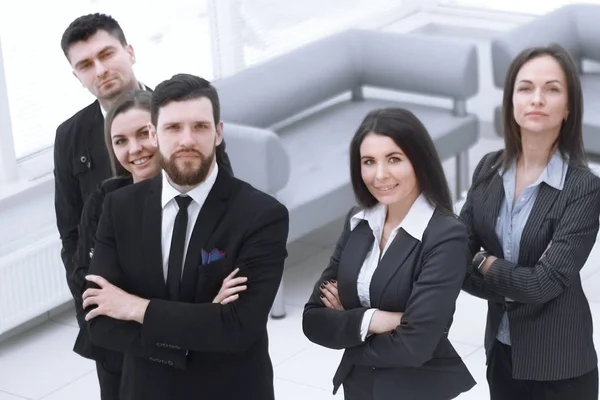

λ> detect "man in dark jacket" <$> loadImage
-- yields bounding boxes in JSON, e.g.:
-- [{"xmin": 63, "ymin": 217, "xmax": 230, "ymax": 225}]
[{"xmin": 54, "ymin": 13, "xmax": 232, "ymax": 399}]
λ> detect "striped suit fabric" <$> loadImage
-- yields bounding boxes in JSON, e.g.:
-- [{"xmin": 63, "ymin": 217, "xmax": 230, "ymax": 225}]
[{"xmin": 460, "ymin": 149, "xmax": 600, "ymax": 381}]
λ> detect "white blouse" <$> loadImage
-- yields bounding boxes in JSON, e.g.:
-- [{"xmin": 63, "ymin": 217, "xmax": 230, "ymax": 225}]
[{"xmin": 349, "ymin": 194, "xmax": 435, "ymax": 340}]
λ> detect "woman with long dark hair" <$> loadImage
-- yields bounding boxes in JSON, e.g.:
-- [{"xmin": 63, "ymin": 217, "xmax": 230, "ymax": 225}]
[
  {"xmin": 303, "ymin": 107, "xmax": 475, "ymax": 399},
  {"xmin": 460, "ymin": 44, "xmax": 600, "ymax": 400}
]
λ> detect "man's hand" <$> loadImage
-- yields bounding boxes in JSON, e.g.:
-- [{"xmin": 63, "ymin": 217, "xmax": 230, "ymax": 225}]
[
  {"xmin": 368, "ymin": 310, "xmax": 403, "ymax": 335},
  {"xmin": 320, "ymin": 280, "xmax": 344, "ymax": 311},
  {"xmin": 83, "ymin": 275, "xmax": 150, "ymax": 323},
  {"xmin": 213, "ymin": 268, "xmax": 248, "ymax": 305}
]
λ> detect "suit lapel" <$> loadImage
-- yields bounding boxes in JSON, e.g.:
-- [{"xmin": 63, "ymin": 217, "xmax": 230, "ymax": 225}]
[
  {"xmin": 519, "ymin": 183, "xmax": 559, "ymax": 265},
  {"xmin": 337, "ymin": 221, "xmax": 373, "ymax": 310},
  {"xmin": 481, "ymin": 173, "xmax": 505, "ymax": 256},
  {"xmin": 141, "ymin": 176, "xmax": 168, "ymax": 298},
  {"xmin": 179, "ymin": 169, "xmax": 234, "ymax": 301},
  {"xmin": 370, "ymin": 229, "xmax": 418, "ymax": 308}
]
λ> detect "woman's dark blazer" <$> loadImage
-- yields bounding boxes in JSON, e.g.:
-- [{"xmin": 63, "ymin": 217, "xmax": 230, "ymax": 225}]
[
  {"xmin": 460, "ymin": 150, "xmax": 600, "ymax": 381},
  {"xmin": 303, "ymin": 206, "xmax": 476, "ymax": 400},
  {"xmin": 70, "ymin": 176, "xmax": 132, "ymax": 361}
]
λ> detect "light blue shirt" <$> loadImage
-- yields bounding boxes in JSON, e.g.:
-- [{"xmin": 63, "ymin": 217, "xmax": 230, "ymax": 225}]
[{"xmin": 495, "ymin": 151, "xmax": 568, "ymax": 345}]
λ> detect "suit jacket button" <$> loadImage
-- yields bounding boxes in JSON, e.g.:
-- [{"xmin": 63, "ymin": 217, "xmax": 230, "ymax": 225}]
[{"xmin": 168, "ymin": 361, "xmax": 174, "ymax": 366}]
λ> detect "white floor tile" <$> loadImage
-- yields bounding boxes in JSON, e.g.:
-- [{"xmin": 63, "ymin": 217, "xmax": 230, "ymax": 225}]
[
  {"xmin": 0, "ymin": 322, "xmax": 95, "ymax": 399},
  {"xmin": 49, "ymin": 307, "xmax": 78, "ymax": 329},
  {"xmin": 275, "ymin": 344, "xmax": 343, "ymax": 392},
  {"xmin": 297, "ymin": 216, "xmax": 346, "ymax": 249},
  {"xmin": 268, "ymin": 305, "xmax": 313, "ymax": 366},
  {"xmin": 286, "ymin": 240, "xmax": 327, "ymax": 268},
  {"xmin": 583, "ymin": 269, "xmax": 600, "ymax": 304},
  {"xmin": 457, "ymin": 348, "xmax": 490, "ymax": 400},
  {"xmin": 453, "ymin": 341, "xmax": 481, "ymax": 359},
  {"xmin": 449, "ymin": 292, "xmax": 489, "ymax": 348},
  {"xmin": 582, "ymin": 240, "xmax": 600, "ymax": 281},
  {"xmin": 283, "ymin": 248, "xmax": 333, "ymax": 308},
  {"xmin": 275, "ymin": 378, "xmax": 336, "ymax": 400},
  {"xmin": 0, "ymin": 391, "xmax": 27, "ymax": 400},
  {"xmin": 39, "ymin": 372, "xmax": 99, "ymax": 400}
]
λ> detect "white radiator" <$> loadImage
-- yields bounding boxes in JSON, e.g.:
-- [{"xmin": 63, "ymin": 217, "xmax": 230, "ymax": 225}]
[{"xmin": 0, "ymin": 235, "xmax": 70, "ymax": 335}]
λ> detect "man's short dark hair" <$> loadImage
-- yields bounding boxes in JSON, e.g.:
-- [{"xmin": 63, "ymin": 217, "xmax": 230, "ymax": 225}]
[
  {"xmin": 61, "ymin": 13, "xmax": 127, "ymax": 59},
  {"xmin": 151, "ymin": 74, "xmax": 221, "ymax": 127}
]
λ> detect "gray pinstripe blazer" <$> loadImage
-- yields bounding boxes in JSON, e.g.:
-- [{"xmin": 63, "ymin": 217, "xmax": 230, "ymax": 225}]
[{"xmin": 460, "ymin": 150, "xmax": 600, "ymax": 381}]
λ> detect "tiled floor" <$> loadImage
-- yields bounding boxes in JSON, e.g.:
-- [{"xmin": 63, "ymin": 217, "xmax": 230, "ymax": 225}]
[{"xmin": 2, "ymin": 132, "xmax": 600, "ymax": 400}]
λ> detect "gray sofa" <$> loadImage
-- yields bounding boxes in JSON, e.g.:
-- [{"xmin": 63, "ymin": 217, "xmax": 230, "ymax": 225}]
[
  {"xmin": 214, "ymin": 29, "xmax": 480, "ymax": 317},
  {"xmin": 491, "ymin": 4, "xmax": 600, "ymax": 158}
]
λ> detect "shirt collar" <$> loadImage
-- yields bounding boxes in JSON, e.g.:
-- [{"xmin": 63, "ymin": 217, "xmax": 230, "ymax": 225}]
[
  {"xmin": 161, "ymin": 162, "xmax": 219, "ymax": 209},
  {"xmin": 500, "ymin": 151, "xmax": 568, "ymax": 191},
  {"xmin": 349, "ymin": 193, "xmax": 436, "ymax": 242}
]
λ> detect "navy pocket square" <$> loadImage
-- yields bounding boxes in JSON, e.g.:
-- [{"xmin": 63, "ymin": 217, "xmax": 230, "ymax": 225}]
[{"xmin": 201, "ymin": 248, "xmax": 225, "ymax": 264}]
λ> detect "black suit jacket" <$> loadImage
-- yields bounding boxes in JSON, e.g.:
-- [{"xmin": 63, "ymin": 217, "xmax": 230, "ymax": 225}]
[
  {"xmin": 86, "ymin": 169, "xmax": 288, "ymax": 400},
  {"xmin": 460, "ymin": 150, "xmax": 600, "ymax": 381},
  {"xmin": 303, "ymin": 207, "xmax": 476, "ymax": 400},
  {"xmin": 55, "ymin": 98, "xmax": 233, "ymax": 298},
  {"xmin": 71, "ymin": 176, "xmax": 132, "ymax": 362}
]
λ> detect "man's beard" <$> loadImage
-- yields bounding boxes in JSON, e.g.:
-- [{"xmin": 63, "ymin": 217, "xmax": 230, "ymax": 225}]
[{"xmin": 160, "ymin": 146, "xmax": 216, "ymax": 187}]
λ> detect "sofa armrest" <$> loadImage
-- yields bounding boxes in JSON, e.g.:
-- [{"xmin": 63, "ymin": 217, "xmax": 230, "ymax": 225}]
[
  {"xmin": 223, "ymin": 123, "xmax": 290, "ymax": 194},
  {"xmin": 491, "ymin": 5, "xmax": 580, "ymax": 88},
  {"xmin": 358, "ymin": 30, "xmax": 479, "ymax": 100}
]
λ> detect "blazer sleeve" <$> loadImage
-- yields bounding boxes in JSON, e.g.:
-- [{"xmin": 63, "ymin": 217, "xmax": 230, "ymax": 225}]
[
  {"xmin": 71, "ymin": 187, "xmax": 104, "ymax": 329},
  {"xmin": 459, "ymin": 153, "xmax": 506, "ymax": 303},
  {"xmin": 138, "ymin": 199, "xmax": 289, "ymax": 353},
  {"xmin": 344, "ymin": 219, "xmax": 469, "ymax": 368},
  {"xmin": 483, "ymin": 174, "xmax": 600, "ymax": 304},
  {"xmin": 302, "ymin": 208, "xmax": 370, "ymax": 350},
  {"xmin": 87, "ymin": 193, "xmax": 189, "ymax": 368},
  {"xmin": 53, "ymin": 125, "xmax": 82, "ymax": 280}
]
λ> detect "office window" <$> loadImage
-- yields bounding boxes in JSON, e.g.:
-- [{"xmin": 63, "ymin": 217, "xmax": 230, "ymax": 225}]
[
  {"xmin": 0, "ymin": 0, "xmax": 212, "ymax": 159},
  {"xmin": 1, "ymin": 0, "xmax": 405, "ymax": 160}
]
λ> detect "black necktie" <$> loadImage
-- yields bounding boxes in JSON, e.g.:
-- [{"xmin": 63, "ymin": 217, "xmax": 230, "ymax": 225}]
[{"xmin": 167, "ymin": 195, "xmax": 193, "ymax": 300}]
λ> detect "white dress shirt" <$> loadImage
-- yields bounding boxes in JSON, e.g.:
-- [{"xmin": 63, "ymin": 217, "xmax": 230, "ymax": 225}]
[
  {"xmin": 160, "ymin": 163, "xmax": 219, "ymax": 280},
  {"xmin": 349, "ymin": 194, "xmax": 436, "ymax": 340}
]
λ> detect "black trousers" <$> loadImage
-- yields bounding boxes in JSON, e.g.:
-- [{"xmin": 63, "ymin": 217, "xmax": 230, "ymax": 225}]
[
  {"xmin": 487, "ymin": 340, "xmax": 598, "ymax": 400},
  {"xmin": 95, "ymin": 354, "xmax": 123, "ymax": 400}
]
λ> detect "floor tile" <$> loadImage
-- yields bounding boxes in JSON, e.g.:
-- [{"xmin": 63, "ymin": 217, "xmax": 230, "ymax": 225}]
[
  {"xmin": 583, "ymin": 269, "xmax": 600, "ymax": 304},
  {"xmin": 275, "ymin": 344, "xmax": 343, "ymax": 392},
  {"xmin": 0, "ymin": 322, "xmax": 94, "ymax": 399},
  {"xmin": 39, "ymin": 372, "xmax": 99, "ymax": 400},
  {"xmin": 268, "ymin": 305, "xmax": 313, "ymax": 366},
  {"xmin": 275, "ymin": 378, "xmax": 336, "ymax": 400},
  {"xmin": 296, "ymin": 216, "xmax": 346, "ymax": 249},
  {"xmin": 581, "ymin": 240, "xmax": 600, "ymax": 281},
  {"xmin": 49, "ymin": 307, "xmax": 78, "ymax": 329},
  {"xmin": 0, "ymin": 391, "xmax": 27, "ymax": 400},
  {"xmin": 457, "ymin": 347, "xmax": 490, "ymax": 400},
  {"xmin": 285, "ymin": 240, "xmax": 326, "ymax": 269},
  {"xmin": 449, "ymin": 292, "xmax": 489, "ymax": 348},
  {"xmin": 453, "ymin": 341, "xmax": 481, "ymax": 359},
  {"xmin": 283, "ymin": 248, "xmax": 333, "ymax": 308}
]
